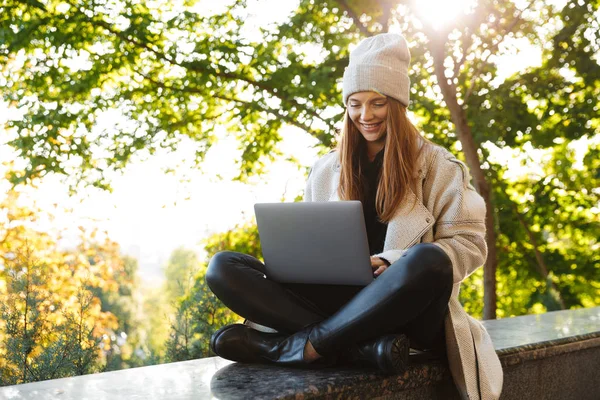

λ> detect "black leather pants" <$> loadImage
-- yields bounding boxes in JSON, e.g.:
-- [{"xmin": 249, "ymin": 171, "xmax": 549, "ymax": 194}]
[{"xmin": 206, "ymin": 243, "xmax": 453, "ymax": 357}]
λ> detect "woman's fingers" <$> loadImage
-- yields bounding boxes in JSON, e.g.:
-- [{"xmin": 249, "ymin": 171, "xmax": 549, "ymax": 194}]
[
  {"xmin": 371, "ymin": 257, "xmax": 387, "ymax": 276},
  {"xmin": 370, "ymin": 256, "xmax": 386, "ymax": 268},
  {"xmin": 374, "ymin": 265, "xmax": 387, "ymax": 276}
]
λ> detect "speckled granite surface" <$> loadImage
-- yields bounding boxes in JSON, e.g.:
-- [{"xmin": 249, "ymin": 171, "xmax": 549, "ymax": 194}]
[
  {"xmin": 1, "ymin": 307, "xmax": 599, "ymax": 400},
  {"xmin": 481, "ymin": 306, "xmax": 600, "ymax": 355}
]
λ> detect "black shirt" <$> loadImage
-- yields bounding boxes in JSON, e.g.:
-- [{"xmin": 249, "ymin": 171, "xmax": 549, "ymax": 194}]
[{"xmin": 362, "ymin": 149, "xmax": 388, "ymax": 255}]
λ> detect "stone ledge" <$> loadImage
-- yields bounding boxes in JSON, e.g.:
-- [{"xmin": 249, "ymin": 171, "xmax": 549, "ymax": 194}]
[{"xmin": 1, "ymin": 307, "xmax": 599, "ymax": 400}]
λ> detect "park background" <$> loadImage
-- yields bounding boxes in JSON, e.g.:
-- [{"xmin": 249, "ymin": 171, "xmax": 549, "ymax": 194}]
[{"xmin": 0, "ymin": 0, "xmax": 598, "ymax": 386}]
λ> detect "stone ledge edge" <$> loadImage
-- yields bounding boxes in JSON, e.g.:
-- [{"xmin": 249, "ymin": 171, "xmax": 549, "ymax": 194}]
[{"xmin": 498, "ymin": 336, "xmax": 600, "ymax": 368}]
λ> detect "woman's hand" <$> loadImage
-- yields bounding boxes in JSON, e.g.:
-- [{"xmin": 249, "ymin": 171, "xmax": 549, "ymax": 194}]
[{"xmin": 370, "ymin": 256, "xmax": 388, "ymax": 277}]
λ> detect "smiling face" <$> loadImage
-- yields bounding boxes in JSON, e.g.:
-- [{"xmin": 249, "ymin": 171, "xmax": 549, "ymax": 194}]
[{"xmin": 347, "ymin": 92, "xmax": 389, "ymax": 156}]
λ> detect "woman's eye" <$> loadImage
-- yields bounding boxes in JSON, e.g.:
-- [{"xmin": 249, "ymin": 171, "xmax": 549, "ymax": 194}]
[
  {"xmin": 349, "ymin": 104, "xmax": 360, "ymax": 108},
  {"xmin": 374, "ymin": 103, "xmax": 386, "ymax": 107}
]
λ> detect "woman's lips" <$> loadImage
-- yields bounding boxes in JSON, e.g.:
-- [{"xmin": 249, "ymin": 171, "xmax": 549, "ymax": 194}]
[{"xmin": 361, "ymin": 122, "xmax": 383, "ymax": 133}]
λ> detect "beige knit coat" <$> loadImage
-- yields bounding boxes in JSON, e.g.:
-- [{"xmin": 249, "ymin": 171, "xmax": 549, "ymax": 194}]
[{"xmin": 304, "ymin": 143, "xmax": 503, "ymax": 400}]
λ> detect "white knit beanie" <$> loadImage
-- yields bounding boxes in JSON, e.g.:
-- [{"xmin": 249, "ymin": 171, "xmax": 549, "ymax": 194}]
[{"xmin": 342, "ymin": 33, "xmax": 411, "ymax": 107}]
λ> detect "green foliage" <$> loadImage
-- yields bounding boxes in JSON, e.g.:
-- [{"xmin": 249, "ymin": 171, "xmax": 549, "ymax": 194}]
[
  {"xmin": 0, "ymin": 0, "xmax": 347, "ymax": 188},
  {"xmin": 203, "ymin": 221, "xmax": 262, "ymax": 260},
  {"xmin": 0, "ymin": 190, "xmax": 155, "ymax": 384},
  {"xmin": 163, "ymin": 247, "xmax": 200, "ymax": 302},
  {"xmin": 165, "ymin": 266, "xmax": 240, "ymax": 362},
  {"xmin": 0, "ymin": 248, "xmax": 98, "ymax": 385},
  {"xmin": 138, "ymin": 285, "xmax": 171, "ymax": 364},
  {"xmin": 92, "ymin": 254, "xmax": 149, "ymax": 371},
  {"xmin": 165, "ymin": 223, "xmax": 261, "ymax": 362},
  {"xmin": 1, "ymin": 0, "xmax": 598, "ymax": 371}
]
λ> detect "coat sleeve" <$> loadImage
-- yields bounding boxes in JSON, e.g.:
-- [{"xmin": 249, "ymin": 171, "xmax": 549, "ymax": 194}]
[
  {"xmin": 427, "ymin": 153, "xmax": 488, "ymax": 284},
  {"xmin": 303, "ymin": 152, "xmax": 336, "ymax": 203},
  {"xmin": 373, "ymin": 249, "xmax": 407, "ymax": 265}
]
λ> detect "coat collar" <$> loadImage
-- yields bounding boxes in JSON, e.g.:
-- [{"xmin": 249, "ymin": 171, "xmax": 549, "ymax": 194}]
[{"xmin": 328, "ymin": 146, "xmax": 435, "ymax": 251}]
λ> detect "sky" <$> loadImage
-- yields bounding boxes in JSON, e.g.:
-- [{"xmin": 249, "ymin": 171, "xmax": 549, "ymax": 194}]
[
  {"xmin": 1, "ymin": 0, "xmax": 592, "ymax": 285},
  {"xmin": 0, "ymin": 122, "xmax": 319, "ymax": 285}
]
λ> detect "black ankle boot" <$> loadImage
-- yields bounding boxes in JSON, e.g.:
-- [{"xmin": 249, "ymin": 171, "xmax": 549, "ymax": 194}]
[
  {"xmin": 348, "ymin": 334, "xmax": 410, "ymax": 374},
  {"xmin": 211, "ymin": 324, "xmax": 318, "ymax": 367}
]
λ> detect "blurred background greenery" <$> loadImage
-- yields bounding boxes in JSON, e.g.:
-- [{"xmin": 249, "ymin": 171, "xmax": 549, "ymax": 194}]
[{"xmin": 1, "ymin": 0, "xmax": 598, "ymax": 386}]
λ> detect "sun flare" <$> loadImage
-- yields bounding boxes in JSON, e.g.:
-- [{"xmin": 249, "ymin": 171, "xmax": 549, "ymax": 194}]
[{"xmin": 413, "ymin": 0, "xmax": 477, "ymax": 29}]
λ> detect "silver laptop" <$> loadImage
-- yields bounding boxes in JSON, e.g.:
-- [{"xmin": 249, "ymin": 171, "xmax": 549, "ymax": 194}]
[{"xmin": 254, "ymin": 201, "xmax": 373, "ymax": 285}]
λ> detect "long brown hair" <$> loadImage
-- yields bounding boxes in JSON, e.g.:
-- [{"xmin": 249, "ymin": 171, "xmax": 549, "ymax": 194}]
[{"xmin": 337, "ymin": 98, "xmax": 426, "ymax": 222}]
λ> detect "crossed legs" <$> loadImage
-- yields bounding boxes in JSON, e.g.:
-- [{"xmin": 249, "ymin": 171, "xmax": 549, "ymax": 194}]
[{"xmin": 206, "ymin": 242, "xmax": 453, "ymax": 362}]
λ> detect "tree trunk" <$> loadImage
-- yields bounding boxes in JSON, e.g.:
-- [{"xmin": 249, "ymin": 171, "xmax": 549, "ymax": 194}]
[
  {"xmin": 429, "ymin": 40, "xmax": 498, "ymax": 319},
  {"xmin": 511, "ymin": 201, "xmax": 566, "ymax": 309}
]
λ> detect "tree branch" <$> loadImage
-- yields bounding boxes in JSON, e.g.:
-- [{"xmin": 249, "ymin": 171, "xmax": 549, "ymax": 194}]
[
  {"xmin": 377, "ymin": 0, "xmax": 392, "ymax": 32},
  {"xmin": 453, "ymin": 31, "xmax": 473, "ymax": 80},
  {"xmin": 463, "ymin": 0, "xmax": 536, "ymax": 103},
  {"xmin": 335, "ymin": 0, "xmax": 373, "ymax": 36},
  {"xmin": 138, "ymin": 73, "xmax": 324, "ymax": 139},
  {"xmin": 83, "ymin": 13, "xmax": 331, "ymax": 133}
]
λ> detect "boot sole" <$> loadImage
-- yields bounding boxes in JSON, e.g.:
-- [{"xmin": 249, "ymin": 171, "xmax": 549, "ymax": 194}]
[{"xmin": 383, "ymin": 335, "xmax": 409, "ymax": 374}]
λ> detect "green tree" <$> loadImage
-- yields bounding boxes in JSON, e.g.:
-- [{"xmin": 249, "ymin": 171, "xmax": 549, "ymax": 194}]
[
  {"xmin": 165, "ymin": 269, "xmax": 238, "ymax": 362},
  {"xmin": 139, "ymin": 285, "xmax": 171, "ymax": 364},
  {"xmin": 330, "ymin": 0, "xmax": 599, "ymax": 319},
  {"xmin": 165, "ymin": 222, "xmax": 260, "ymax": 362},
  {"xmin": 2, "ymin": 0, "xmax": 598, "ymax": 319},
  {"xmin": 0, "ymin": 248, "xmax": 98, "ymax": 385},
  {"xmin": 163, "ymin": 247, "xmax": 200, "ymax": 302},
  {"xmin": 0, "ymin": 189, "xmax": 153, "ymax": 383},
  {"xmin": 92, "ymin": 254, "xmax": 149, "ymax": 371},
  {"xmin": 0, "ymin": 0, "xmax": 344, "ymax": 189}
]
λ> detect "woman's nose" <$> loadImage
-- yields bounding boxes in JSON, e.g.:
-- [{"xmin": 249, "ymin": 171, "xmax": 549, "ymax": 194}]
[{"xmin": 360, "ymin": 106, "xmax": 373, "ymax": 121}]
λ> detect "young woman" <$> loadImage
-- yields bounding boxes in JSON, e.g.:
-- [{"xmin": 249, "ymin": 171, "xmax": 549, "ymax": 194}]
[{"xmin": 206, "ymin": 33, "xmax": 503, "ymax": 400}]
